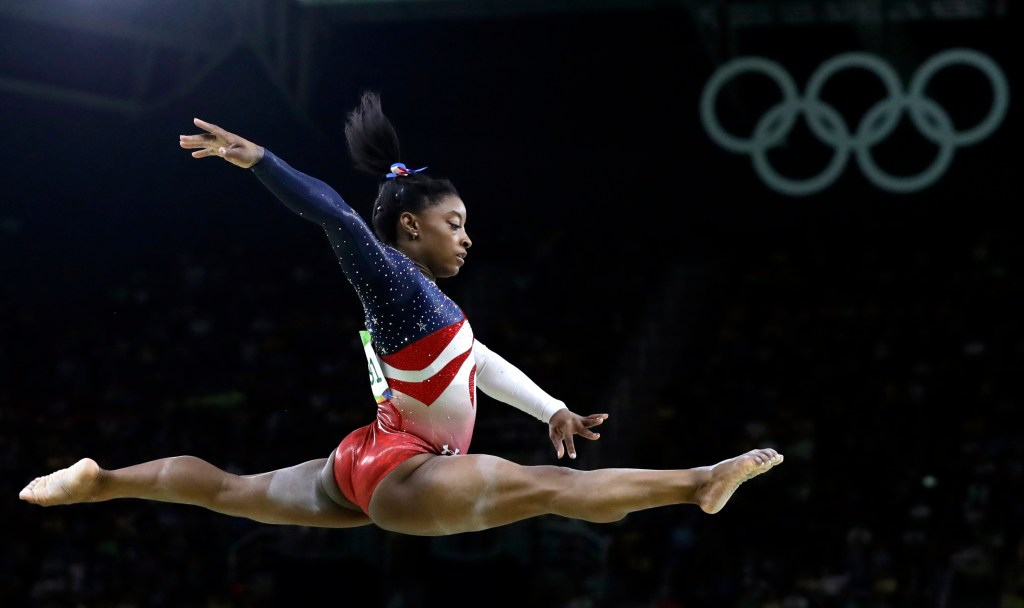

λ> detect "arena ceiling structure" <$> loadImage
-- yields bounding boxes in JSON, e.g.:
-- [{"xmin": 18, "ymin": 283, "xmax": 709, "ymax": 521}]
[
  {"xmin": 0, "ymin": 0, "xmax": 1008, "ymax": 130},
  {"xmin": 0, "ymin": 0, "xmax": 690, "ymax": 126}
]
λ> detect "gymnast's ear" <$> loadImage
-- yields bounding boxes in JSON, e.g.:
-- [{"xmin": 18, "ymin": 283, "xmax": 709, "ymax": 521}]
[{"xmin": 398, "ymin": 211, "xmax": 420, "ymax": 240}]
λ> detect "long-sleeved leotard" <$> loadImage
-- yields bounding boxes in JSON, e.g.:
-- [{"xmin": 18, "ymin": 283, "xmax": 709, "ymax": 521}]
[{"xmin": 251, "ymin": 150, "xmax": 566, "ymax": 513}]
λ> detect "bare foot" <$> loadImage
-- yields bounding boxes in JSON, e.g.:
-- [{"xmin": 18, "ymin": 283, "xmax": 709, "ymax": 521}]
[
  {"xmin": 19, "ymin": 458, "xmax": 102, "ymax": 506},
  {"xmin": 694, "ymin": 448, "xmax": 783, "ymax": 514}
]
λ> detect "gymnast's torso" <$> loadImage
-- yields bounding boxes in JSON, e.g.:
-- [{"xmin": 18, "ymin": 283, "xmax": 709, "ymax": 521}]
[{"xmin": 252, "ymin": 150, "xmax": 476, "ymax": 456}]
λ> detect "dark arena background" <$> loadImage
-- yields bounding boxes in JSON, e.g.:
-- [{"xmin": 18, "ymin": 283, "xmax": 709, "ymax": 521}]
[{"xmin": 1, "ymin": 1, "xmax": 1021, "ymax": 607}]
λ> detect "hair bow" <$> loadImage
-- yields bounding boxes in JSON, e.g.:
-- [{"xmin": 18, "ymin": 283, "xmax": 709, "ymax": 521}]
[{"xmin": 386, "ymin": 162, "xmax": 427, "ymax": 178}]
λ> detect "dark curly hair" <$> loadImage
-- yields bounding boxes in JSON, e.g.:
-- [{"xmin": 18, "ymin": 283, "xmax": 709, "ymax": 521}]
[{"xmin": 344, "ymin": 91, "xmax": 460, "ymax": 246}]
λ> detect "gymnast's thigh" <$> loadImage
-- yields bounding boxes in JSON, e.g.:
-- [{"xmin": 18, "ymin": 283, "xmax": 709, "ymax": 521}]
[{"xmin": 367, "ymin": 453, "xmax": 571, "ymax": 535}]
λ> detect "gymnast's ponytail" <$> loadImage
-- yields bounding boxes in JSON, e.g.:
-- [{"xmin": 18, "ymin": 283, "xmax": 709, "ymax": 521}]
[{"xmin": 344, "ymin": 91, "xmax": 459, "ymax": 246}]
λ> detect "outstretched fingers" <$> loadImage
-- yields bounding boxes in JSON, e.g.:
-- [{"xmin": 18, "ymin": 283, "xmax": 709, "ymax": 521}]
[
  {"xmin": 178, "ymin": 118, "xmax": 226, "ymax": 154},
  {"xmin": 572, "ymin": 413, "xmax": 608, "ymax": 443},
  {"xmin": 187, "ymin": 147, "xmax": 220, "ymax": 159},
  {"xmin": 179, "ymin": 119, "xmax": 262, "ymax": 168},
  {"xmin": 553, "ymin": 429, "xmax": 576, "ymax": 460},
  {"xmin": 549, "ymin": 412, "xmax": 610, "ymax": 459},
  {"xmin": 178, "ymin": 136, "xmax": 221, "ymax": 157},
  {"xmin": 192, "ymin": 117, "xmax": 229, "ymax": 138},
  {"xmin": 581, "ymin": 413, "xmax": 608, "ymax": 433}
]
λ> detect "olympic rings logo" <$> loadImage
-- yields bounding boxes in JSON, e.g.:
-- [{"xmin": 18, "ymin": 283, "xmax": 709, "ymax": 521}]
[{"xmin": 700, "ymin": 49, "xmax": 1009, "ymax": 196}]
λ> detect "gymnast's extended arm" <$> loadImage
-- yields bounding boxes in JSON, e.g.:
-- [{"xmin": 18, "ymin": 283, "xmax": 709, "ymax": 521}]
[
  {"xmin": 180, "ymin": 117, "xmax": 397, "ymax": 280},
  {"xmin": 474, "ymin": 339, "xmax": 607, "ymax": 459}
]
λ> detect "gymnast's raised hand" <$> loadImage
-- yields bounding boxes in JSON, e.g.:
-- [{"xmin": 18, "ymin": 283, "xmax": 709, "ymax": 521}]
[{"xmin": 179, "ymin": 118, "xmax": 264, "ymax": 169}]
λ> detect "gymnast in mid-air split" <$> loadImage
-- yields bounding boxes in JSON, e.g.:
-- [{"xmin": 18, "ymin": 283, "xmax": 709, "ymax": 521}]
[{"xmin": 20, "ymin": 92, "xmax": 783, "ymax": 536}]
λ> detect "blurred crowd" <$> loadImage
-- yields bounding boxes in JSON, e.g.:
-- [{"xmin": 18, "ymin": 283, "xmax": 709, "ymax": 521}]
[{"xmin": 3, "ymin": 215, "xmax": 1022, "ymax": 608}]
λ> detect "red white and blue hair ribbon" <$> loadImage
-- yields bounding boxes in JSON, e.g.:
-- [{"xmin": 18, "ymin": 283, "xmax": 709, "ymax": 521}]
[{"xmin": 386, "ymin": 162, "xmax": 427, "ymax": 178}]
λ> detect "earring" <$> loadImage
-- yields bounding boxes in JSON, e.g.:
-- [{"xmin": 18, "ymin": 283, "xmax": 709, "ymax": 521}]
[{"xmin": 412, "ymin": 232, "xmax": 419, "ymax": 240}]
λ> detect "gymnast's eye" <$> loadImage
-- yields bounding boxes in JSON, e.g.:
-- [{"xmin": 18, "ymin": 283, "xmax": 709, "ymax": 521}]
[{"xmin": 448, "ymin": 222, "xmax": 461, "ymax": 231}]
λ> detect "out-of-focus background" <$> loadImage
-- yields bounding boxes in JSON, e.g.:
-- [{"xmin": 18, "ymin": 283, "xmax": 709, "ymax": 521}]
[{"xmin": 1, "ymin": 1, "xmax": 1021, "ymax": 607}]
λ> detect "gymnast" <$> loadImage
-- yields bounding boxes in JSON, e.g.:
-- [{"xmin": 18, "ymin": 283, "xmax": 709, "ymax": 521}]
[{"xmin": 20, "ymin": 92, "xmax": 783, "ymax": 535}]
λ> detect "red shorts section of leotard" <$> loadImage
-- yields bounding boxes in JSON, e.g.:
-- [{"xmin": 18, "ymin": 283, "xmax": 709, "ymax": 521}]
[{"xmin": 332, "ymin": 401, "xmax": 435, "ymax": 514}]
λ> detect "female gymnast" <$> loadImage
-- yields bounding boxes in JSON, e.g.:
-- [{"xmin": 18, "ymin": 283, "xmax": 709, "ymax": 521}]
[{"xmin": 20, "ymin": 92, "xmax": 783, "ymax": 535}]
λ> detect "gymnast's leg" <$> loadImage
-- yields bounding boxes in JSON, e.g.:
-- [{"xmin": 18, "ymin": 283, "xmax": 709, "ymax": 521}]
[
  {"xmin": 368, "ymin": 448, "xmax": 783, "ymax": 536},
  {"xmin": 19, "ymin": 454, "xmax": 372, "ymax": 529}
]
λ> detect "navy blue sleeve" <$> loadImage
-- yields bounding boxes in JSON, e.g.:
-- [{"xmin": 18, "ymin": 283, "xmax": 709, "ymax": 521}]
[
  {"xmin": 250, "ymin": 149, "xmax": 407, "ymax": 294},
  {"xmin": 248, "ymin": 149, "xmax": 456, "ymax": 355},
  {"xmin": 250, "ymin": 149, "xmax": 371, "ymax": 238}
]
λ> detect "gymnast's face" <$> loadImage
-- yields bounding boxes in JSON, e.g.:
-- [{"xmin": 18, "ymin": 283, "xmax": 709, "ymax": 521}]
[{"xmin": 400, "ymin": 195, "xmax": 472, "ymax": 280}]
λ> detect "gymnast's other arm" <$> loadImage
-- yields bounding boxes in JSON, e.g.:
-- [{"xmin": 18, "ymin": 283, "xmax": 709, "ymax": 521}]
[{"xmin": 474, "ymin": 339, "xmax": 608, "ymax": 460}]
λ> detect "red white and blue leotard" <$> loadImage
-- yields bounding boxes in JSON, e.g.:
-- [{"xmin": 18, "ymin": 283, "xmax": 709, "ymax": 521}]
[{"xmin": 252, "ymin": 151, "xmax": 566, "ymax": 514}]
